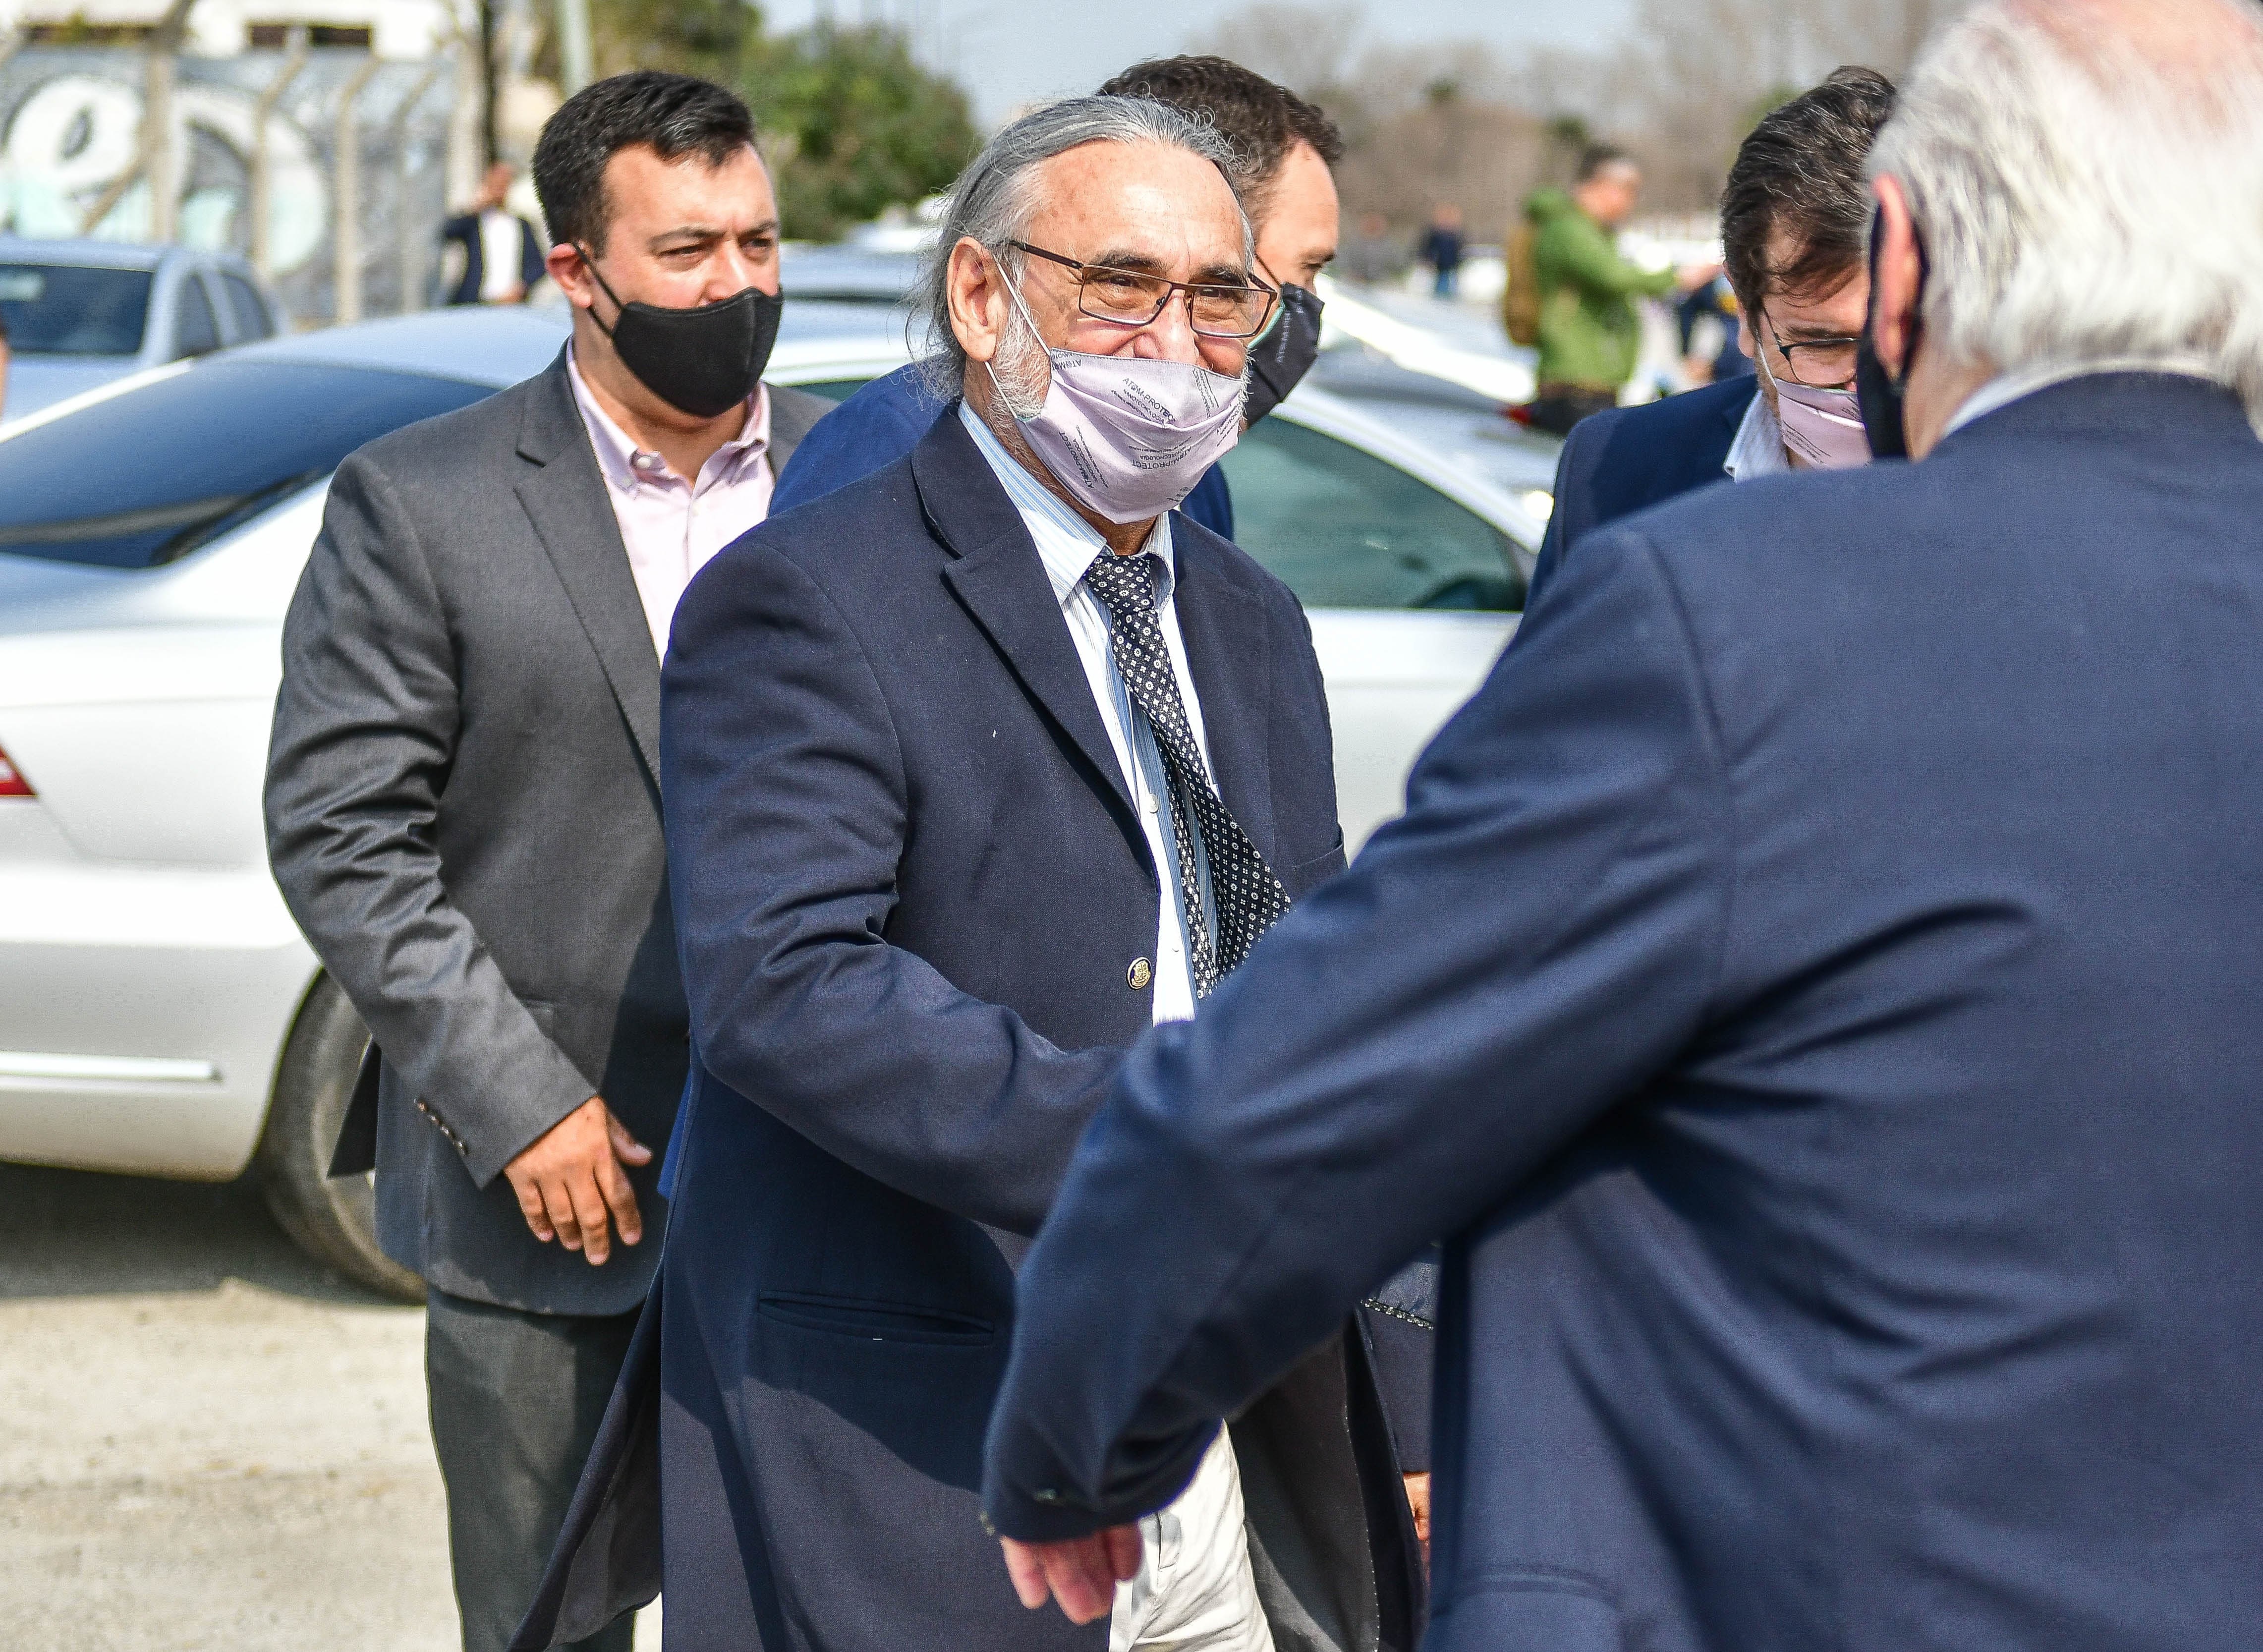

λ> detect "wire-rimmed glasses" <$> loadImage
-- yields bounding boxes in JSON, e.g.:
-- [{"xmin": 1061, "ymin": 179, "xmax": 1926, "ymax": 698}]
[{"xmin": 1008, "ymin": 240, "xmax": 1279, "ymax": 341}]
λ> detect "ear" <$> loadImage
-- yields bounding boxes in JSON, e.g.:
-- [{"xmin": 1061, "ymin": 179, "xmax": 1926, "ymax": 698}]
[
  {"xmin": 947, "ymin": 238, "xmax": 1007, "ymax": 366},
  {"xmin": 1870, "ymin": 174, "xmax": 1924, "ymax": 379},
  {"xmin": 547, "ymin": 242, "xmax": 596, "ymax": 312}
]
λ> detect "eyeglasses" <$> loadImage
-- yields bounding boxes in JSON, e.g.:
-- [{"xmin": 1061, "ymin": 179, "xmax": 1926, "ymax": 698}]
[
  {"xmin": 1008, "ymin": 241, "xmax": 1278, "ymax": 341},
  {"xmin": 1762, "ymin": 311, "xmax": 1862, "ymax": 390}
]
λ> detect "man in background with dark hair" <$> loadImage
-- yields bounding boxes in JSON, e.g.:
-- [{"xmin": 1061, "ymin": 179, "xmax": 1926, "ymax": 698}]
[
  {"xmin": 768, "ymin": 54, "xmax": 1347, "ymax": 538},
  {"xmin": 1521, "ymin": 144, "xmax": 1715, "ymax": 437},
  {"xmin": 440, "ymin": 161, "xmax": 547, "ymax": 305},
  {"xmin": 265, "ymin": 70, "xmax": 826, "ymax": 1652},
  {"xmin": 1529, "ymin": 68, "xmax": 1897, "ymax": 605}
]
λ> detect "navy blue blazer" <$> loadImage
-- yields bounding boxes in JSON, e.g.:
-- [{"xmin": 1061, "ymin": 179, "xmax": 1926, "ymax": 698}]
[
  {"xmin": 651, "ymin": 409, "xmax": 1417, "ymax": 1650},
  {"xmin": 983, "ymin": 374, "xmax": 2263, "ymax": 1651},
  {"xmin": 772, "ymin": 360, "xmax": 1237, "ymax": 539},
  {"xmin": 1528, "ymin": 374, "xmax": 1756, "ymax": 607}
]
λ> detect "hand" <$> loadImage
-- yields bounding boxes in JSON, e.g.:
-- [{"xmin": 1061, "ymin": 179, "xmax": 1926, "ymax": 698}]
[
  {"xmin": 999, "ymin": 1526, "xmax": 1141, "ymax": 1625},
  {"xmin": 502, "ymin": 1095, "xmax": 651, "ymax": 1264},
  {"xmin": 1403, "ymin": 1473, "xmax": 1431, "ymax": 1562}
]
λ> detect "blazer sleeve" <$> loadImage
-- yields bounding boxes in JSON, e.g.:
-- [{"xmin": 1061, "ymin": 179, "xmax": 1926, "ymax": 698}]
[
  {"xmin": 982, "ymin": 524, "xmax": 1736, "ymax": 1538},
  {"xmin": 661, "ymin": 534, "xmax": 1120, "ymax": 1238},
  {"xmin": 1525, "ymin": 422, "xmax": 1593, "ymax": 612},
  {"xmin": 265, "ymin": 452, "xmax": 599, "ymax": 1188}
]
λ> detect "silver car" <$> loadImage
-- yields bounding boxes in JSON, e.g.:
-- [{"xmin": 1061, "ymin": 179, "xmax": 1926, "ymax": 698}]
[
  {"xmin": 0, "ymin": 237, "xmax": 284, "ymax": 425},
  {"xmin": 0, "ymin": 302, "xmax": 1539, "ymax": 1296}
]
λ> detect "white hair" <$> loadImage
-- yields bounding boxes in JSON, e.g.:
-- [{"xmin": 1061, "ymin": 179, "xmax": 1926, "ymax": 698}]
[
  {"xmin": 1868, "ymin": 0, "xmax": 2263, "ymax": 426},
  {"xmin": 915, "ymin": 95, "xmax": 1249, "ymax": 398}
]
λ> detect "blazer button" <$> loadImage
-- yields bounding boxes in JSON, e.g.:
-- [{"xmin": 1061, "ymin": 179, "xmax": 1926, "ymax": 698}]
[{"xmin": 1127, "ymin": 958, "xmax": 1152, "ymax": 991}]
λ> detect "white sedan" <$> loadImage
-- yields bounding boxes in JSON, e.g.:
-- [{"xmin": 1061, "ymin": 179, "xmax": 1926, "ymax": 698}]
[{"xmin": 0, "ymin": 302, "xmax": 1538, "ymax": 1295}]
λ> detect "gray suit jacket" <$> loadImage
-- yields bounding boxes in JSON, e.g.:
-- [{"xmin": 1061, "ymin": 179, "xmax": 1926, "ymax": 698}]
[{"xmin": 265, "ymin": 351, "xmax": 826, "ymax": 1315}]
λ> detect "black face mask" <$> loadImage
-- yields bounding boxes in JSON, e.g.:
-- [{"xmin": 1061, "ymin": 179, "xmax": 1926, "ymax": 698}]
[
  {"xmin": 1854, "ymin": 208, "xmax": 1930, "ymax": 460},
  {"xmin": 1242, "ymin": 282, "xmax": 1324, "ymax": 425},
  {"xmin": 577, "ymin": 246, "xmax": 783, "ymax": 419}
]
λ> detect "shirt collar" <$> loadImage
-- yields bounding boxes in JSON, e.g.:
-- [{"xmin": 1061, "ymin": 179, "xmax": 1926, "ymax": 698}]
[
  {"xmin": 1724, "ymin": 385, "xmax": 1792, "ymax": 482},
  {"xmin": 1941, "ymin": 353, "xmax": 2223, "ymax": 441},
  {"xmin": 566, "ymin": 342, "xmax": 770, "ymax": 491},
  {"xmin": 956, "ymin": 399, "xmax": 1175, "ymax": 608}
]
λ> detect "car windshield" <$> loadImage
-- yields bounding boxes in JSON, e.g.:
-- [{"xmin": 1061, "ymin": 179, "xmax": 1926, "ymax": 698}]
[
  {"xmin": 0, "ymin": 360, "xmax": 495, "ymax": 569},
  {"xmin": 0, "ymin": 264, "xmax": 155, "ymax": 355}
]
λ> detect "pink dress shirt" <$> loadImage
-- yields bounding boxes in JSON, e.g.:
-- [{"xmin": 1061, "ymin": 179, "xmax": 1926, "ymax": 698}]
[{"xmin": 566, "ymin": 346, "xmax": 777, "ymax": 659}]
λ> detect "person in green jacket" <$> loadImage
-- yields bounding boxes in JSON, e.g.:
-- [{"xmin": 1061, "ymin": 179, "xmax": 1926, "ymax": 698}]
[{"xmin": 1524, "ymin": 145, "xmax": 1715, "ymax": 436}]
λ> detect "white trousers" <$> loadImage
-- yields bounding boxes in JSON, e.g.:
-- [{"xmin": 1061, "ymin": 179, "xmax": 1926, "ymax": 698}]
[{"xmin": 1109, "ymin": 1429, "xmax": 1275, "ymax": 1652}]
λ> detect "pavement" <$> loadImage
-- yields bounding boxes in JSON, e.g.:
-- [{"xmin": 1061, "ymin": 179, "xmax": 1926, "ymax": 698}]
[{"xmin": 0, "ymin": 1160, "xmax": 658, "ymax": 1651}]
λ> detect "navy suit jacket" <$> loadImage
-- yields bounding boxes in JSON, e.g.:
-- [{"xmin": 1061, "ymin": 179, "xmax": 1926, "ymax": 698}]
[
  {"xmin": 773, "ymin": 360, "xmax": 1237, "ymax": 540},
  {"xmin": 983, "ymin": 374, "xmax": 2263, "ymax": 1652},
  {"xmin": 1529, "ymin": 374, "xmax": 1755, "ymax": 607},
  {"xmin": 651, "ymin": 409, "xmax": 1418, "ymax": 1651}
]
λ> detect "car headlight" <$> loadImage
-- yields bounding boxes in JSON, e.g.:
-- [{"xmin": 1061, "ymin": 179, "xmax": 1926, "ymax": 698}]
[{"xmin": 1519, "ymin": 489, "xmax": 1555, "ymax": 522}]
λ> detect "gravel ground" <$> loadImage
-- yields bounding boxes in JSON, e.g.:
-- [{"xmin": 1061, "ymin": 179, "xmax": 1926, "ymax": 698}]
[{"xmin": 0, "ymin": 1161, "xmax": 658, "ymax": 1651}]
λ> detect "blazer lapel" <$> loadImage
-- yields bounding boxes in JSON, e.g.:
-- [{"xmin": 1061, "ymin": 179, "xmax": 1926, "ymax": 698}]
[
  {"xmin": 1169, "ymin": 519, "xmax": 1278, "ymax": 868},
  {"xmin": 915, "ymin": 415, "xmax": 1141, "ymax": 830},
  {"xmin": 514, "ymin": 355, "xmax": 663, "ymax": 784}
]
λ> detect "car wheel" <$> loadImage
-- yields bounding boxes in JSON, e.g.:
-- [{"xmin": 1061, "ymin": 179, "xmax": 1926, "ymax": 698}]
[{"xmin": 255, "ymin": 975, "xmax": 425, "ymax": 1303}]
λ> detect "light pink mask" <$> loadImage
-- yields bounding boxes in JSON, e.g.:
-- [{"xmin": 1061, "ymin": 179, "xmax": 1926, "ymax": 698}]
[
  {"xmin": 1759, "ymin": 342, "xmax": 1873, "ymax": 470},
  {"xmin": 990, "ymin": 279, "xmax": 1246, "ymax": 523}
]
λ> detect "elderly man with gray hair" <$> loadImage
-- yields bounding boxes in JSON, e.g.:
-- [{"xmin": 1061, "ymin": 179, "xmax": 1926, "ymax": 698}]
[
  {"xmin": 981, "ymin": 2, "xmax": 2263, "ymax": 1649},
  {"xmin": 510, "ymin": 93, "xmax": 1422, "ymax": 1652}
]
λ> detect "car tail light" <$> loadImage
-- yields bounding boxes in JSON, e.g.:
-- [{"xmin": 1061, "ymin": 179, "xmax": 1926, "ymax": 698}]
[
  {"xmin": 0, "ymin": 742, "xmax": 33, "ymax": 798},
  {"xmin": 1502, "ymin": 403, "xmax": 1536, "ymax": 428}
]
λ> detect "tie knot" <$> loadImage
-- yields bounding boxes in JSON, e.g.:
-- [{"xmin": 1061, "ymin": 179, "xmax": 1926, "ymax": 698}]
[{"xmin": 1083, "ymin": 549, "xmax": 1159, "ymax": 626}]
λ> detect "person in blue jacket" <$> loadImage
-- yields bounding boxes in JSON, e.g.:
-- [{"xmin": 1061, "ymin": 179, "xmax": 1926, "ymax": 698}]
[{"xmin": 1529, "ymin": 67, "xmax": 1896, "ymax": 608}]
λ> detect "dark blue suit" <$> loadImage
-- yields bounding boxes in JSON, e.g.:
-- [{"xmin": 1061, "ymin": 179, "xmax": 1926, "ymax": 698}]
[
  {"xmin": 654, "ymin": 411, "xmax": 1419, "ymax": 1649},
  {"xmin": 1529, "ymin": 374, "xmax": 1756, "ymax": 607},
  {"xmin": 773, "ymin": 361, "xmax": 1237, "ymax": 540},
  {"xmin": 983, "ymin": 374, "xmax": 2263, "ymax": 1651}
]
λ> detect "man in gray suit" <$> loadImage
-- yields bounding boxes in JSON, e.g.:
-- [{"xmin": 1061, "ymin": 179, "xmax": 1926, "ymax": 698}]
[{"xmin": 265, "ymin": 71, "xmax": 827, "ymax": 1652}]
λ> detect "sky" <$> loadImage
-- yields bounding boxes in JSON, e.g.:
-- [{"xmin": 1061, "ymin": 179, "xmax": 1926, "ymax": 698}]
[{"xmin": 758, "ymin": 0, "xmax": 1639, "ymax": 124}]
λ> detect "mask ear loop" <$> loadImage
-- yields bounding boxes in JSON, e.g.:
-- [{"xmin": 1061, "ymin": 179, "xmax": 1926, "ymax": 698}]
[
  {"xmin": 980, "ymin": 248, "xmax": 1058, "ymax": 420},
  {"xmin": 573, "ymin": 243, "xmax": 626, "ymax": 340}
]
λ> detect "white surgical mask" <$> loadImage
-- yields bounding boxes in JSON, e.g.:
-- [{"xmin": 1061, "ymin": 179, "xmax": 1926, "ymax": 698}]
[
  {"xmin": 1757, "ymin": 330, "xmax": 1873, "ymax": 470},
  {"xmin": 987, "ymin": 275, "xmax": 1246, "ymax": 524}
]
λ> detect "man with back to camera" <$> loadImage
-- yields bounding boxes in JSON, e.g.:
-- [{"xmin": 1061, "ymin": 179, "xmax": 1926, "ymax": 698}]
[
  {"xmin": 1529, "ymin": 68, "xmax": 1898, "ymax": 607},
  {"xmin": 983, "ymin": 2, "xmax": 2263, "ymax": 1648},
  {"xmin": 264, "ymin": 71, "xmax": 827, "ymax": 1652},
  {"xmin": 767, "ymin": 55, "xmax": 1347, "ymax": 542},
  {"xmin": 1520, "ymin": 144, "xmax": 1715, "ymax": 437},
  {"xmin": 638, "ymin": 95, "xmax": 1421, "ymax": 1652}
]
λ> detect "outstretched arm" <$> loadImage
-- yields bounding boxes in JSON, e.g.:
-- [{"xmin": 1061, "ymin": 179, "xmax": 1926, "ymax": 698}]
[
  {"xmin": 983, "ymin": 524, "xmax": 1736, "ymax": 1543},
  {"xmin": 662, "ymin": 534, "xmax": 1120, "ymax": 1238}
]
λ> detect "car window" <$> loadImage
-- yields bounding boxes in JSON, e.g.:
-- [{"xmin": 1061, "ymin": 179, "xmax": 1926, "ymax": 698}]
[
  {"xmin": 0, "ymin": 263, "xmax": 154, "ymax": 355},
  {"xmin": 1217, "ymin": 417, "xmax": 1525, "ymax": 612},
  {"xmin": 175, "ymin": 277, "xmax": 222, "ymax": 358},
  {"xmin": 0, "ymin": 361, "xmax": 492, "ymax": 570},
  {"xmin": 220, "ymin": 274, "xmax": 274, "ymax": 341}
]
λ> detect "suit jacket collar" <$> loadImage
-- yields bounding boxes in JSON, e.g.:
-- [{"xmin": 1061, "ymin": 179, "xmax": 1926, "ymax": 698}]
[
  {"xmin": 1934, "ymin": 368, "xmax": 2249, "ymax": 454},
  {"xmin": 1168, "ymin": 516, "xmax": 1278, "ymax": 867},
  {"xmin": 915, "ymin": 409, "xmax": 1139, "ymax": 831},
  {"xmin": 912, "ymin": 407, "xmax": 1282, "ymax": 869},
  {"xmin": 514, "ymin": 350, "xmax": 663, "ymax": 784}
]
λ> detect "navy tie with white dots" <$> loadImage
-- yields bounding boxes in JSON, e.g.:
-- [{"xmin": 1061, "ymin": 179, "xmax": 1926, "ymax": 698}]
[{"xmin": 1083, "ymin": 548, "xmax": 1291, "ymax": 996}]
